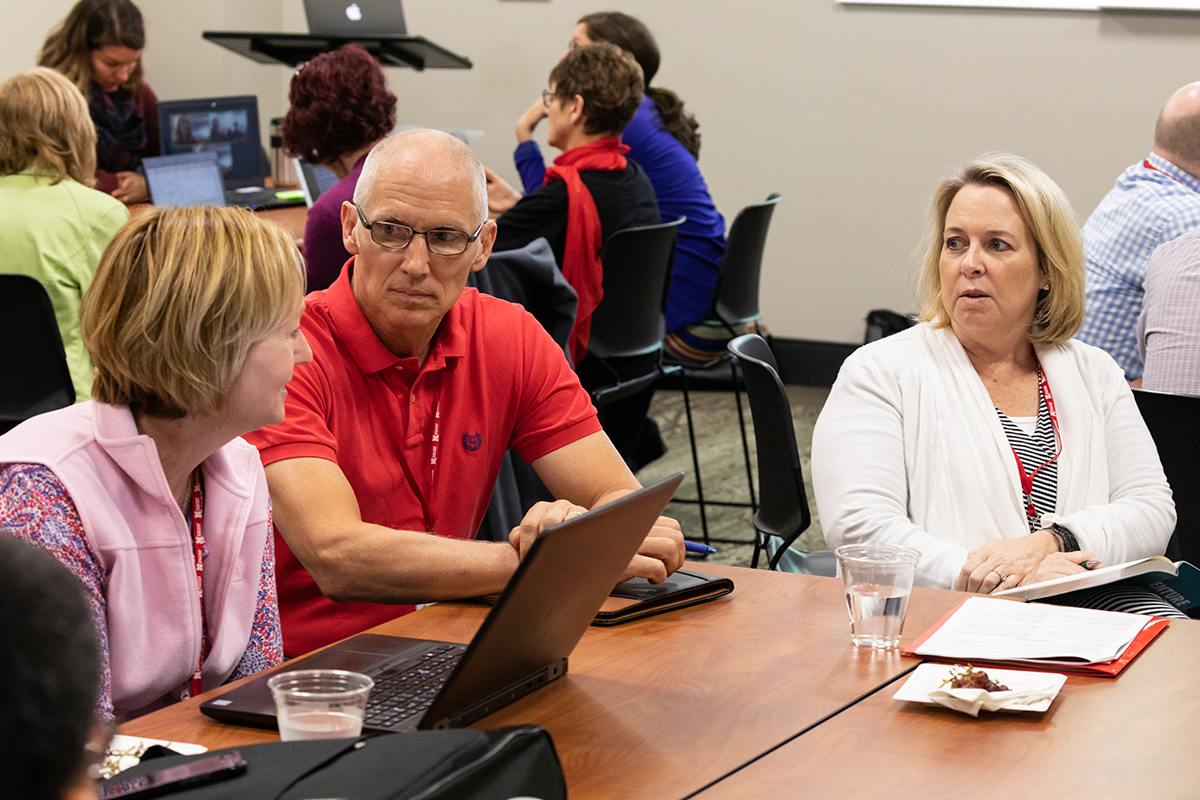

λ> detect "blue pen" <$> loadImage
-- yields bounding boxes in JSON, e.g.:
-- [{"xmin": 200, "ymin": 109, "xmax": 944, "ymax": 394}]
[{"xmin": 684, "ymin": 540, "xmax": 716, "ymax": 555}]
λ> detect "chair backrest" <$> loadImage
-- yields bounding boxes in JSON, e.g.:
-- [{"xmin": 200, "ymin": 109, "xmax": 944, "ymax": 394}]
[
  {"xmin": 0, "ymin": 275, "xmax": 76, "ymax": 433},
  {"xmin": 728, "ymin": 333, "xmax": 811, "ymax": 565},
  {"xmin": 1133, "ymin": 389, "xmax": 1200, "ymax": 566},
  {"xmin": 587, "ymin": 217, "xmax": 684, "ymax": 360},
  {"xmin": 712, "ymin": 194, "xmax": 781, "ymax": 327}
]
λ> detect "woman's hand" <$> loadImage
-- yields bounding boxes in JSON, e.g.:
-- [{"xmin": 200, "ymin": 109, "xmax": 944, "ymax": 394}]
[
  {"xmin": 1017, "ymin": 551, "xmax": 1100, "ymax": 588},
  {"xmin": 484, "ymin": 167, "xmax": 521, "ymax": 218},
  {"xmin": 111, "ymin": 171, "xmax": 148, "ymax": 204},
  {"xmin": 956, "ymin": 530, "xmax": 1059, "ymax": 593},
  {"xmin": 515, "ymin": 97, "xmax": 548, "ymax": 143}
]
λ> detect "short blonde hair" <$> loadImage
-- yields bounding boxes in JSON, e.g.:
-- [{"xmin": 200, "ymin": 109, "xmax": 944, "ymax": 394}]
[
  {"xmin": 917, "ymin": 153, "xmax": 1085, "ymax": 346},
  {"xmin": 82, "ymin": 206, "xmax": 305, "ymax": 418},
  {"xmin": 0, "ymin": 68, "xmax": 96, "ymax": 185}
]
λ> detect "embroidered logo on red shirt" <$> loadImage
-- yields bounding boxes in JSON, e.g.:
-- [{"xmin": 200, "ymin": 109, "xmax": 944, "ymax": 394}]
[{"xmin": 462, "ymin": 431, "xmax": 482, "ymax": 451}]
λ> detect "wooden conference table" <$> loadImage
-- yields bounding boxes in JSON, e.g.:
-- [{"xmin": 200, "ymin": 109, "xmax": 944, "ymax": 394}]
[
  {"xmin": 120, "ymin": 564, "xmax": 1200, "ymax": 798},
  {"xmin": 119, "ymin": 564, "xmax": 968, "ymax": 799}
]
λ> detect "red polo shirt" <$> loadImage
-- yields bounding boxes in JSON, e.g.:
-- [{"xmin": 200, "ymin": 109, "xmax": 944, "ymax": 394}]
[{"xmin": 245, "ymin": 260, "xmax": 600, "ymax": 655}]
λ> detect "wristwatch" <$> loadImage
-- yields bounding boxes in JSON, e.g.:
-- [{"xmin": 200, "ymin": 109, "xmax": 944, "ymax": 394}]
[{"xmin": 1049, "ymin": 523, "xmax": 1080, "ymax": 553}]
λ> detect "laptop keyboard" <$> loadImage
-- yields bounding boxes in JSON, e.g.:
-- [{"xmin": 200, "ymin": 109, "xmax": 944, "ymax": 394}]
[{"xmin": 363, "ymin": 643, "xmax": 466, "ymax": 728}]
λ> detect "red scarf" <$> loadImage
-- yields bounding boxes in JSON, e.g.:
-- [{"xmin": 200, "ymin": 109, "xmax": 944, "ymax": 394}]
[{"xmin": 544, "ymin": 136, "xmax": 629, "ymax": 364}]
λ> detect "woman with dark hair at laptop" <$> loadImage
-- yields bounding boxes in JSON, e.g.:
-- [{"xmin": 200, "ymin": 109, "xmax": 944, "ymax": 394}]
[
  {"xmin": 0, "ymin": 67, "xmax": 128, "ymax": 403},
  {"xmin": 0, "ymin": 206, "xmax": 311, "ymax": 720},
  {"xmin": 283, "ymin": 43, "xmax": 397, "ymax": 292},
  {"xmin": 39, "ymin": 0, "xmax": 159, "ymax": 205}
]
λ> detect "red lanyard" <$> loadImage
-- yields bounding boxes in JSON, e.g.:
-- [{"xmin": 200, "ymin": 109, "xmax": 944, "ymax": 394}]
[
  {"xmin": 1009, "ymin": 363, "xmax": 1061, "ymax": 522},
  {"xmin": 189, "ymin": 469, "xmax": 205, "ymax": 699},
  {"xmin": 395, "ymin": 380, "xmax": 442, "ymax": 532},
  {"xmin": 1144, "ymin": 159, "xmax": 1179, "ymax": 182}
]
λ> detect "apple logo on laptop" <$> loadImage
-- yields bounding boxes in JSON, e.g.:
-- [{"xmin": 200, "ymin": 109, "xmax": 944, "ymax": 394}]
[{"xmin": 345, "ymin": 3, "xmax": 362, "ymax": 21}]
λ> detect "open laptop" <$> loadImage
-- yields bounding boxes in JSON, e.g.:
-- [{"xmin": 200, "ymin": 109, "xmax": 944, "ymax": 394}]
[
  {"xmin": 293, "ymin": 157, "xmax": 339, "ymax": 207},
  {"xmin": 143, "ymin": 151, "xmax": 226, "ymax": 207},
  {"xmin": 157, "ymin": 95, "xmax": 301, "ymax": 210},
  {"xmin": 202, "ymin": 472, "xmax": 684, "ymax": 732},
  {"xmin": 304, "ymin": 0, "xmax": 407, "ymax": 36}
]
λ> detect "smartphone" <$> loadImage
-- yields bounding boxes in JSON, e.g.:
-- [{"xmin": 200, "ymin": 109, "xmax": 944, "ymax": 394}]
[{"xmin": 97, "ymin": 750, "xmax": 246, "ymax": 799}]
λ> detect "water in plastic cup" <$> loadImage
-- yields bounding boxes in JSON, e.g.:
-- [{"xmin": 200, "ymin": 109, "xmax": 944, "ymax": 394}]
[
  {"xmin": 835, "ymin": 544, "xmax": 920, "ymax": 648},
  {"xmin": 268, "ymin": 669, "xmax": 374, "ymax": 741}
]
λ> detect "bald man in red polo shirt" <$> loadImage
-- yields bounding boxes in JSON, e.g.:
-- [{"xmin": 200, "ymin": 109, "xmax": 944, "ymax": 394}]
[{"xmin": 246, "ymin": 129, "xmax": 685, "ymax": 655}]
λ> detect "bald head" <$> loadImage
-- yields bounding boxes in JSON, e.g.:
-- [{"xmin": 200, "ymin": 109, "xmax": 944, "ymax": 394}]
[
  {"xmin": 1154, "ymin": 82, "xmax": 1200, "ymax": 179},
  {"xmin": 354, "ymin": 128, "xmax": 487, "ymax": 222}
]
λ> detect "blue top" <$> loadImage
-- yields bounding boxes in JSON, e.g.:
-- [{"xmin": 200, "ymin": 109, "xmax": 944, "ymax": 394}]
[
  {"xmin": 515, "ymin": 95, "xmax": 727, "ymax": 331},
  {"xmin": 1078, "ymin": 152, "xmax": 1200, "ymax": 379}
]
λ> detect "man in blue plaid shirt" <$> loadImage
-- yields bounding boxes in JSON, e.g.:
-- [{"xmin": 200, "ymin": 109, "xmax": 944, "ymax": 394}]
[{"xmin": 1078, "ymin": 81, "xmax": 1200, "ymax": 381}]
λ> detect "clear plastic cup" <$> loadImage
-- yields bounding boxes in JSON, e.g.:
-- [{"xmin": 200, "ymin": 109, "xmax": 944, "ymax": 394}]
[
  {"xmin": 835, "ymin": 544, "xmax": 921, "ymax": 649},
  {"xmin": 267, "ymin": 669, "xmax": 375, "ymax": 741}
]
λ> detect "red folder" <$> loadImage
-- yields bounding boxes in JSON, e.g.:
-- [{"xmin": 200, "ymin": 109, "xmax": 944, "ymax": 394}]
[{"xmin": 900, "ymin": 599, "xmax": 1170, "ymax": 678}]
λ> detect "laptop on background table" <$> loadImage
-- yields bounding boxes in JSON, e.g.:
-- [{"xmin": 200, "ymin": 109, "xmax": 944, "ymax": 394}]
[
  {"xmin": 202, "ymin": 473, "xmax": 684, "ymax": 733},
  {"xmin": 156, "ymin": 95, "xmax": 303, "ymax": 210},
  {"xmin": 143, "ymin": 151, "xmax": 226, "ymax": 207},
  {"xmin": 303, "ymin": 0, "xmax": 407, "ymax": 36}
]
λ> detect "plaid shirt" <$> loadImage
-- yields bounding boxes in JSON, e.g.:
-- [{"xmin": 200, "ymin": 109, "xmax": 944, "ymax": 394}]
[
  {"xmin": 1078, "ymin": 152, "xmax": 1200, "ymax": 379},
  {"xmin": 1137, "ymin": 230, "xmax": 1200, "ymax": 396}
]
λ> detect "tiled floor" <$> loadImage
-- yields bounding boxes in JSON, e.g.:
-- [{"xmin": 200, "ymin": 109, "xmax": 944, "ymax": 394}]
[{"xmin": 636, "ymin": 384, "xmax": 831, "ymax": 568}]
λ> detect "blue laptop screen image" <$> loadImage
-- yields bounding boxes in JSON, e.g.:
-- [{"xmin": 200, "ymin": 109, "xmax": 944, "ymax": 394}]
[
  {"xmin": 158, "ymin": 96, "xmax": 264, "ymax": 190},
  {"xmin": 143, "ymin": 151, "xmax": 226, "ymax": 207}
]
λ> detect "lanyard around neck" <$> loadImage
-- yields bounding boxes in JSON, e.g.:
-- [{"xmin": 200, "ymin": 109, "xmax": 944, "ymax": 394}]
[
  {"xmin": 189, "ymin": 468, "xmax": 205, "ymax": 699},
  {"xmin": 395, "ymin": 378, "xmax": 442, "ymax": 533},
  {"xmin": 1008, "ymin": 362, "xmax": 1061, "ymax": 523}
]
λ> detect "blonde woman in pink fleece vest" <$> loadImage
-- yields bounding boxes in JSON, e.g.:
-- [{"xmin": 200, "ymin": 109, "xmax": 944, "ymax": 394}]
[{"xmin": 0, "ymin": 205, "xmax": 311, "ymax": 720}]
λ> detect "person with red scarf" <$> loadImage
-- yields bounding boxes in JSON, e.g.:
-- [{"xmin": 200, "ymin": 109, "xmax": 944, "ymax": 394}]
[{"xmin": 491, "ymin": 42, "xmax": 662, "ymax": 470}]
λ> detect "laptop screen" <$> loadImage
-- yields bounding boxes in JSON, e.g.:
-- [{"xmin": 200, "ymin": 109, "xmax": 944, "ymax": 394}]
[
  {"xmin": 157, "ymin": 96, "xmax": 264, "ymax": 190},
  {"xmin": 143, "ymin": 151, "xmax": 226, "ymax": 207}
]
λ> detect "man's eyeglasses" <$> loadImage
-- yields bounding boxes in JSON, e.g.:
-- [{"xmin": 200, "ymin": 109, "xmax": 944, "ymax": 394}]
[
  {"xmin": 355, "ymin": 205, "xmax": 485, "ymax": 256},
  {"xmin": 541, "ymin": 89, "xmax": 558, "ymax": 108}
]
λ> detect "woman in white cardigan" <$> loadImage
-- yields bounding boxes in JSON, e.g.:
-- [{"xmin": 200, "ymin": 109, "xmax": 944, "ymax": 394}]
[{"xmin": 813, "ymin": 154, "xmax": 1175, "ymax": 603}]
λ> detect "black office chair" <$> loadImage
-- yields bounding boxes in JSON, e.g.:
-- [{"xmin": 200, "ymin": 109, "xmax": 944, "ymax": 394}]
[
  {"xmin": 668, "ymin": 194, "xmax": 782, "ymax": 542},
  {"xmin": 583, "ymin": 218, "xmax": 686, "ymax": 465},
  {"xmin": 1132, "ymin": 389, "xmax": 1200, "ymax": 567},
  {"xmin": 728, "ymin": 333, "xmax": 835, "ymax": 574},
  {"xmin": 0, "ymin": 274, "xmax": 77, "ymax": 434}
]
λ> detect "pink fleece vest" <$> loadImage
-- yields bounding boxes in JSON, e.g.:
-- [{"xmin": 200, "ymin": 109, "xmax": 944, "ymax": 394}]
[{"xmin": 0, "ymin": 402, "xmax": 269, "ymax": 718}]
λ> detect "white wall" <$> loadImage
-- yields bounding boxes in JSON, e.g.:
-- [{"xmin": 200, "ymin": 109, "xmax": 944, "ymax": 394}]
[{"xmin": 5, "ymin": 1, "xmax": 1199, "ymax": 344}]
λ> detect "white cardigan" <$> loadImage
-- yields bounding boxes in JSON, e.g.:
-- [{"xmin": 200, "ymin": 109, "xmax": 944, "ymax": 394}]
[{"xmin": 812, "ymin": 324, "xmax": 1175, "ymax": 589}]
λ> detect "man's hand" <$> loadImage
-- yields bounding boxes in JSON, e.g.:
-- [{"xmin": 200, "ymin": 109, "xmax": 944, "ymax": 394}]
[
  {"xmin": 516, "ymin": 97, "xmax": 548, "ymax": 143},
  {"xmin": 111, "ymin": 171, "xmax": 148, "ymax": 204},
  {"xmin": 956, "ymin": 531, "xmax": 1060, "ymax": 593},
  {"xmin": 618, "ymin": 514, "xmax": 685, "ymax": 584},
  {"xmin": 484, "ymin": 166, "xmax": 521, "ymax": 219},
  {"xmin": 1016, "ymin": 551, "xmax": 1100, "ymax": 589},
  {"xmin": 508, "ymin": 499, "xmax": 588, "ymax": 560}
]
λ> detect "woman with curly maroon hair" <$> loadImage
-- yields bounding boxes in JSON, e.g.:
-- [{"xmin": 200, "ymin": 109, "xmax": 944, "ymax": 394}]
[{"xmin": 283, "ymin": 44, "xmax": 396, "ymax": 291}]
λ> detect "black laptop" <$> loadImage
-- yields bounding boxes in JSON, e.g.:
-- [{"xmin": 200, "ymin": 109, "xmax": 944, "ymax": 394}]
[
  {"xmin": 201, "ymin": 473, "xmax": 684, "ymax": 732},
  {"xmin": 156, "ymin": 95, "xmax": 301, "ymax": 210}
]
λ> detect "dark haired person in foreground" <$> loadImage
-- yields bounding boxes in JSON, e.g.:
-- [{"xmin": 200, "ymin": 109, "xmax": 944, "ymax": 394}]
[{"xmin": 0, "ymin": 535, "xmax": 102, "ymax": 800}]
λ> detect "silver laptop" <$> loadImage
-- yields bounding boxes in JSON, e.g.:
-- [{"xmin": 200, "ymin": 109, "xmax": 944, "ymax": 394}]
[
  {"xmin": 293, "ymin": 157, "xmax": 340, "ymax": 207},
  {"xmin": 143, "ymin": 151, "xmax": 226, "ymax": 207},
  {"xmin": 304, "ymin": 0, "xmax": 407, "ymax": 36},
  {"xmin": 201, "ymin": 473, "xmax": 683, "ymax": 732}
]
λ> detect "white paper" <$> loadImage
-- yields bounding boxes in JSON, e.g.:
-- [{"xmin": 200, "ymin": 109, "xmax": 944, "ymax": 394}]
[{"xmin": 915, "ymin": 597, "xmax": 1147, "ymax": 665}]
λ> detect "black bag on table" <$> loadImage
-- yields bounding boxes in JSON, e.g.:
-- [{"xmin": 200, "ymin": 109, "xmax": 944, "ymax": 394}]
[{"xmin": 99, "ymin": 725, "xmax": 565, "ymax": 800}]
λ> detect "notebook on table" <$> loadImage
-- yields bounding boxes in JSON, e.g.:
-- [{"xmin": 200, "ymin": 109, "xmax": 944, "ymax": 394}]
[
  {"xmin": 157, "ymin": 95, "xmax": 303, "ymax": 210},
  {"xmin": 201, "ymin": 473, "xmax": 684, "ymax": 733}
]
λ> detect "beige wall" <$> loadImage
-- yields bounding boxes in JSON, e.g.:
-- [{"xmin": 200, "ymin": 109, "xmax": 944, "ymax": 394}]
[{"xmin": 5, "ymin": 1, "xmax": 1199, "ymax": 343}]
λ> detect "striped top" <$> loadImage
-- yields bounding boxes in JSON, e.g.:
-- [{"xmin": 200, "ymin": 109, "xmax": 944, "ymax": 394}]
[{"xmin": 996, "ymin": 380, "xmax": 1058, "ymax": 533}]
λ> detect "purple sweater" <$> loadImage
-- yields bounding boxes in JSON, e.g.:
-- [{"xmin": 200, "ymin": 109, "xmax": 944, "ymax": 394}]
[{"xmin": 303, "ymin": 153, "xmax": 367, "ymax": 292}]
